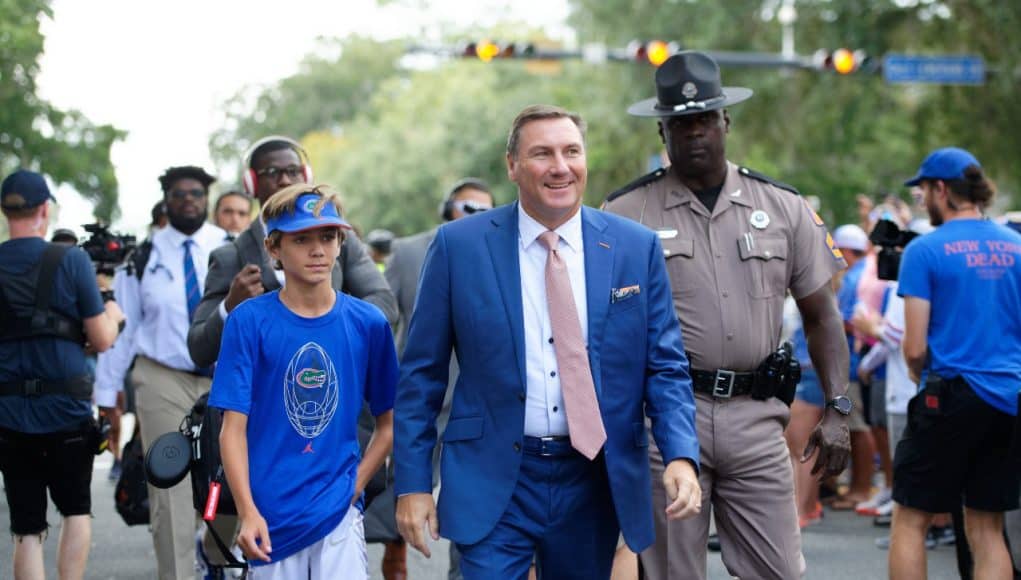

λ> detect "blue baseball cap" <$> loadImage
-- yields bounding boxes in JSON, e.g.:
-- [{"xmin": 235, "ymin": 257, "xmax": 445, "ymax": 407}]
[
  {"xmin": 265, "ymin": 193, "xmax": 350, "ymax": 234},
  {"xmin": 904, "ymin": 147, "xmax": 981, "ymax": 187},
  {"xmin": 1, "ymin": 170, "xmax": 56, "ymax": 210}
]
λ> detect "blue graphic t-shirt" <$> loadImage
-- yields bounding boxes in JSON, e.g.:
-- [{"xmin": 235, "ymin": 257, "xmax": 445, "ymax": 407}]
[
  {"xmin": 0, "ymin": 238, "xmax": 103, "ymax": 433},
  {"xmin": 898, "ymin": 219, "xmax": 1021, "ymax": 415},
  {"xmin": 209, "ymin": 290, "xmax": 398, "ymax": 565}
]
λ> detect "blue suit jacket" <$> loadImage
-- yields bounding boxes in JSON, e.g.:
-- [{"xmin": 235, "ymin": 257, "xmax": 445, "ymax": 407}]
[{"xmin": 394, "ymin": 203, "xmax": 698, "ymax": 551}]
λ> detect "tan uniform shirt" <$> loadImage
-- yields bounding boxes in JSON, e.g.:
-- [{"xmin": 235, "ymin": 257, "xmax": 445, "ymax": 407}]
[{"xmin": 604, "ymin": 162, "xmax": 845, "ymax": 372}]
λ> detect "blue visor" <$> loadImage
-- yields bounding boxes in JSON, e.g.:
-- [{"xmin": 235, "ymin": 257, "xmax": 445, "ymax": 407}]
[{"xmin": 265, "ymin": 193, "xmax": 350, "ymax": 234}]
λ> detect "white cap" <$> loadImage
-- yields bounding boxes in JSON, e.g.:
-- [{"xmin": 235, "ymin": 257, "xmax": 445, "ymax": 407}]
[{"xmin": 833, "ymin": 224, "xmax": 868, "ymax": 252}]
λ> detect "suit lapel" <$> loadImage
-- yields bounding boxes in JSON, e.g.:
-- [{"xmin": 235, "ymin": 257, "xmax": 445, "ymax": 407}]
[
  {"xmin": 582, "ymin": 207, "xmax": 614, "ymax": 395},
  {"xmin": 485, "ymin": 204, "xmax": 527, "ymax": 389}
]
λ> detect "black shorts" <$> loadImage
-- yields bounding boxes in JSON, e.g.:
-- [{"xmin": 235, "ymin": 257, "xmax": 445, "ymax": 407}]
[
  {"xmin": 0, "ymin": 423, "xmax": 96, "ymax": 535},
  {"xmin": 892, "ymin": 377, "xmax": 1021, "ymax": 513}
]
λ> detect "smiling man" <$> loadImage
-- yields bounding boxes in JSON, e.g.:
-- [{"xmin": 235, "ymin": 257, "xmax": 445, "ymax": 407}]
[{"xmin": 394, "ymin": 104, "xmax": 701, "ymax": 579}]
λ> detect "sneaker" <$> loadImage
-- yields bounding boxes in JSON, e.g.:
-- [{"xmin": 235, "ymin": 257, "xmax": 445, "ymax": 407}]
[
  {"xmin": 873, "ymin": 513, "xmax": 892, "ymax": 527},
  {"xmin": 930, "ymin": 526, "xmax": 956, "ymax": 547},
  {"xmin": 107, "ymin": 459, "xmax": 122, "ymax": 482},
  {"xmin": 875, "ymin": 535, "xmax": 891, "ymax": 550},
  {"xmin": 855, "ymin": 487, "xmax": 892, "ymax": 516},
  {"xmin": 799, "ymin": 501, "xmax": 824, "ymax": 529},
  {"xmin": 707, "ymin": 533, "xmax": 721, "ymax": 552}
]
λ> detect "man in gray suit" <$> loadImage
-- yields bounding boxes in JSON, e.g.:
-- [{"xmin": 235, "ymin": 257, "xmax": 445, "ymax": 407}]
[
  {"xmin": 188, "ymin": 136, "xmax": 397, "ymax": 368},
  {"xmin": 384, "ymin": 178, "xmax": 493, "ymax": 580},
  {"xmin": 388, "ymin": 178, "xmax": 495, "ymax": 353}
]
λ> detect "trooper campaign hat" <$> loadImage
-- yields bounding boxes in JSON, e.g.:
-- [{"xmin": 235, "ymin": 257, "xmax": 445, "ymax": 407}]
[{"xmin": 628, "ymin": 51, "xmax": 753, "ymax": 117}]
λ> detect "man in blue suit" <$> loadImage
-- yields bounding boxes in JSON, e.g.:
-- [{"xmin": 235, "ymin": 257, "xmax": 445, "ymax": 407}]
[{"xmin": 394, "ymin": 104, "xmax": 701, "ymax": 579}]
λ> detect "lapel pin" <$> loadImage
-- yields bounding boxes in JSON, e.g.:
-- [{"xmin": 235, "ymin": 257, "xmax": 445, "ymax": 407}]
[{"xmin": 598, "ymin": 241, "xmax": 610, "ymax": 249}]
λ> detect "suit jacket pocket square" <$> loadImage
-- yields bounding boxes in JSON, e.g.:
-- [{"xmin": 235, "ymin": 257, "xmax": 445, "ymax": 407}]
[{"xmin": 611, "ymin": 285, "xmax": 641, "ymax": 303}]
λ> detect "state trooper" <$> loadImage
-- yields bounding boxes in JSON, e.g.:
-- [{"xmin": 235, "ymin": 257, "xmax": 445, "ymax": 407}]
[{"xmin": 603, "ymin": 51, "xmax": 851, "ymax": 580}]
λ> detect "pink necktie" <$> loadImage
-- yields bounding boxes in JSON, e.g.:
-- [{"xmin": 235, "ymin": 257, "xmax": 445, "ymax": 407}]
[{"xmin": 538, "ymin": 231, "xmax": 607, "ymax": 460}]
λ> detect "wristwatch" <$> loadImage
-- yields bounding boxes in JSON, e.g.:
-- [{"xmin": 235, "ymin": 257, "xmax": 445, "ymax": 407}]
[{"xmin": 827, "ymin": 395, "xmax": 853, "ymax": 416}]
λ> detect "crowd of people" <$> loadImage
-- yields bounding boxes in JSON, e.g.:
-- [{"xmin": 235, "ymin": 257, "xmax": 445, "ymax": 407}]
[{"xmin": 1, "ymin": 50, "xmax": 1020, "ymax": 580}]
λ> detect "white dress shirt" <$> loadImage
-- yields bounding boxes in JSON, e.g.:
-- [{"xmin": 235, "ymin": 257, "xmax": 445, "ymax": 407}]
[
  {"xmin": 518, "ymin": 204, "xmax": 587, "ymax": 437},
  {"xmin": 94, "ymin": 222, "xmax": 227, "ymax": 406}
]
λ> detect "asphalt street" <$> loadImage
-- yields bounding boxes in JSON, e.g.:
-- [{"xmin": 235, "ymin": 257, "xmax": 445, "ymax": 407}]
[{"xmin": 0, "ymin": 448, "xmax": 963, "ymax": 579}]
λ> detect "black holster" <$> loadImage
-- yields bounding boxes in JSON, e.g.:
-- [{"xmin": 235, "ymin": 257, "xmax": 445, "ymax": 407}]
[{"xmin": 753, "ymin": 342, "xmax": 800, "ymax": 406}]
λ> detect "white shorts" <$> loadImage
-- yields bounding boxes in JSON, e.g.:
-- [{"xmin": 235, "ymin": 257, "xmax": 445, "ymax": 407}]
[{"xmin": 248, "ymin": 506, "xmax": 366, "ymax": 580}]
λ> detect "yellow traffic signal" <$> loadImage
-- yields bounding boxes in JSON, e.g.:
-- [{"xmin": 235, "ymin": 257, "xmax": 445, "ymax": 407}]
[
  {"xmin": 646, "ymin": 41, "xmax": 671, "ymax": 67},
  {"xmin": 832, "ymin": 48, "xmax": 856, "ymax": 74},
  {"xmin": 475, "ymin": 40, "xmax": 500, "ymax": 62}
]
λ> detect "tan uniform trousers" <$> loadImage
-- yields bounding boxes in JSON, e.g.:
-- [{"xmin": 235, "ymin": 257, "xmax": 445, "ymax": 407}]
[
  {"xmin": 643, "ymin": 392, "xmax": 805, "ymax": 580},
  {"xmin": 132, "ymin": 355, "xmax": 237, "ymax": 580}
]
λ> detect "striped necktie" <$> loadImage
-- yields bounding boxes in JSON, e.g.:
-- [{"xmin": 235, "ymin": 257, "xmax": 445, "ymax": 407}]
[
  {"xmin": 538, "ymin": 230, "xmax": 606, "ymax": 460},
  {"xmin": 183, "ymin": 239, "xmax": 201, "ymax": 322}
]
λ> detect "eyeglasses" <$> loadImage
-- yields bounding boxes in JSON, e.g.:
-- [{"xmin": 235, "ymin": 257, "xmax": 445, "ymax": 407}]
[
  {"xmin": 255, "ymin": 165, "xmax": 305, "ymax": 181},
  {"xmin": 169, "ymin": 188, "xmax": 206, "ymax": 200},
  {"xmin": 453, "ymin": 200, "xmax": 492, "ymax": 215}
]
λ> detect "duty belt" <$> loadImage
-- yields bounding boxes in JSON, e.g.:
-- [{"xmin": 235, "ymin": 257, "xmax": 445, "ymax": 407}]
[
  {"xmin": 690, "ymin": 368, "xmax": 757, "ymax": 398},
  {"xmin": 0, "ymin": 375, "xmax": 93, "ymax": 400}
]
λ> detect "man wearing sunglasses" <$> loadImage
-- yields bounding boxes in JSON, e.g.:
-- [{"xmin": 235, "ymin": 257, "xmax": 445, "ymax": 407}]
[
  {"xmin": 94, "ymin": 166, "xmax": 233, "ymax": 580},
  {"xmin": 381, "ymin": 178, "xmax": 492, "ymax": 580}
]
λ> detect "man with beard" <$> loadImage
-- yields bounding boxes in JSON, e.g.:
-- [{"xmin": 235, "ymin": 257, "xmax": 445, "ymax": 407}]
[
  {"xmin": 94, "ymin": 166, "xmax": 231, "ymax": 580},
  {"xmin": 603, "ymin": 52, "xmax": 851, "ymax": 579},
  {"xmin": 890, "ymin": 148, "xmax": 1021, "ymax": 580}
]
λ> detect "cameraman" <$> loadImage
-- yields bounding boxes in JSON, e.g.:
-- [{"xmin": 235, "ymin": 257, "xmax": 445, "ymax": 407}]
[
  {"xmin": 890, "ymin": 148, "xmax": 1021, "ymax": 579},
  {"xmin": 0, "ymin": 170, "xmax": 124, "ymax": 580}
]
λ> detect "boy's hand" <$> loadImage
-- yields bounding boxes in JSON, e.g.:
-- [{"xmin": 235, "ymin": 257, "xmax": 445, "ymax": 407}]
[
  {"xmin": 396, "ymin": 493, "xmax": 439, "ymax": 557},
  {"xmin": 237, "ymin": 511, "xmax": 272, "ymax": 563}
]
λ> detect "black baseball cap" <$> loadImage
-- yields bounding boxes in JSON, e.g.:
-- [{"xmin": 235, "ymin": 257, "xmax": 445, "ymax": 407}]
[{"xmin": 1, "ymin": 170, "xmax": 56, "ymax": 210}]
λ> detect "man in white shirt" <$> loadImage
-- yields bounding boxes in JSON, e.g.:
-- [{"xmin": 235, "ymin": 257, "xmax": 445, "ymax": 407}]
[{"xmin": 95, "ymin": 166, "xmax": 229, "ymax": 580}]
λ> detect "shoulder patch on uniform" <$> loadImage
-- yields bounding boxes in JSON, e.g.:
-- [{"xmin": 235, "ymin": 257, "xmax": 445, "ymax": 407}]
[
  {"xmin": 604, "ymin": 168, "xmax": 667, "ymax": 205},
  {"xmin": 738, "ymin": 166, "xmax": 800, "ymax": 196}
]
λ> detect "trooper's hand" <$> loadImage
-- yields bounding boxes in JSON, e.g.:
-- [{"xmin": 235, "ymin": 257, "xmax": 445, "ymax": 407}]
[
  {"xmin": 803, "ymin": 411, "xmax": 851, "ymax": 478},
  {"xmin": 225, "ymin": 264, "xmax": 263, "ymax": 312},
  {"xmin": 396, "ymin": 493, "xmax": 439, "ymax": 557},
  {"xmin": 237, "ymin": 510, "xmax": 273, "ymax": 563},
  {"xmin": 663, "ymin": 459, "xmax": 702, "ymax": 520}
]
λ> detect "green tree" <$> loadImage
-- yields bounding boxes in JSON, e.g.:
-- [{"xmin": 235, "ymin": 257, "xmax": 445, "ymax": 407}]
[
  {"xmin": 0, "ymin": 0, "xmax": 124, "ymax": 223},
  {"xmin": 208, "ymin": 36, "xmax": 406, "ymax": 175}
]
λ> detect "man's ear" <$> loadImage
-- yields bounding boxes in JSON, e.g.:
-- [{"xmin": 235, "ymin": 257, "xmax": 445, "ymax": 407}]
[
  {"xmin": 506, "ymin": 152, "xmax": 516, "ymax": 183},
  {"xmin": 723, "ymin": 110, "xmax": 731, "ymax": 133}
]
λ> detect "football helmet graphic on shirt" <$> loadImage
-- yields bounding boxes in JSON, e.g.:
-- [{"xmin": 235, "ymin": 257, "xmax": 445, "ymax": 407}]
[{"xmin": 283, "ymin": 342, "xmax": 339, "ymax": 449}]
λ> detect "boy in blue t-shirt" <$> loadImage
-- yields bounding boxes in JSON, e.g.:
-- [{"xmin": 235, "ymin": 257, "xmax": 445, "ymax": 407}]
[
  {"xmin": 889, "ymin": 147, "xmax": 1021, "ymax": 579},
  {"xmin": 210, "ymin": 184, "xmax": 397, "ymax": 579}
]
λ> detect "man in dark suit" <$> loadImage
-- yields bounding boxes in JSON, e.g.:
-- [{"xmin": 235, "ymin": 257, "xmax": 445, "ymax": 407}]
[
  {"xmin": 394, "ymin": 105, "xmax": 701, "ymax": 579},
  {"xmin": 188, "ymin": 136, "xmax": 396, "ymax": 367}
]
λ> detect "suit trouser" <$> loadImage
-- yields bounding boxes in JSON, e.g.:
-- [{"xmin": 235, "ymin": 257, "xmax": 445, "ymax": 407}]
[
  {"xmin": 132, "ymin": 356, "xmax": 235, "ymax": 580},
  {"xmin": 641, "ymin": 393, "xmax": 804, "ymax": 580}
]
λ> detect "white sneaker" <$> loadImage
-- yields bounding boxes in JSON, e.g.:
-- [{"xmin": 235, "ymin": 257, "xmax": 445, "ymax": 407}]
[{"xmin": 856, "ymin": 487, "xmax": 892, "ymax": 515}]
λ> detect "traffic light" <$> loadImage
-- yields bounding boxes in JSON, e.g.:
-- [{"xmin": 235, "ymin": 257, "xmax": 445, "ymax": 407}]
[
  {"xmin": 813, "ymin": 48, "xmax": 870, "ymax": 74},
  {"xmin": 627, "ymin": 40, "xmax": 680, "ymax": 67},
  {"xmin": 460, "ymin": 41, "xmax": 539, "ymax": 62}
]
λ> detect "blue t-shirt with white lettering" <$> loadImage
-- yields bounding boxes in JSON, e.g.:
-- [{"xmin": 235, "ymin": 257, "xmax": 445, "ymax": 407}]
[
  {"xmin": 0, "ymin": 238, "xmax": 103, "ymax": 433},
  {"xmin": 898, "ymin": 219, "xmax": 1021, "ymax": 415},
  {"xmin": 209, "ymin": 290, "xmax": 397, "ymax": 565}
]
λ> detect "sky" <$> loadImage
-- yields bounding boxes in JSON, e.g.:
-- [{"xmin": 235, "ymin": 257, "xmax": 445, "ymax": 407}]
[{"xmin": 36, "ymin": 0, "xmax": 571, "ymax": 237}]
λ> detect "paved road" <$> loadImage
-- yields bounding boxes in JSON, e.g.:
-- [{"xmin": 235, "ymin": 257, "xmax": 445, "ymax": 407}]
[{"xmin": 0, "ymin": 449, "xmax": 963, "ymax": 579}]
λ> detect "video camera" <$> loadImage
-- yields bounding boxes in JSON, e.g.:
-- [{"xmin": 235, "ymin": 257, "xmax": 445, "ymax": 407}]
[
  {"xmin": 869, "ymin": 219, "xmax": 918, "ymax": 281},
  {"xmin": 81, "ymin": 223, "xmax": 137, "ymax": 276}
]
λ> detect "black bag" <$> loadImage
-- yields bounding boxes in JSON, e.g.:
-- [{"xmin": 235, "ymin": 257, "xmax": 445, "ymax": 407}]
[
  {"xmin": 188, "ymin": 393, "xmax": 236, "ymax": 515},
  {"xmin": 114, "ymin": 430, "xmax": 150, "ymax": 526}
]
